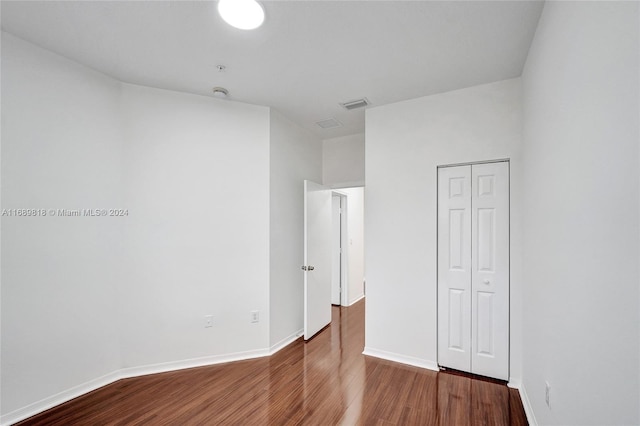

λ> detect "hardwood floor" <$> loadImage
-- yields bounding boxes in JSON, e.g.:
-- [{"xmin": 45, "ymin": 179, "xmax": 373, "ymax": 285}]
[{"xmin": 17, "ymin": 300, "xmax": 527, "ymax": 425}]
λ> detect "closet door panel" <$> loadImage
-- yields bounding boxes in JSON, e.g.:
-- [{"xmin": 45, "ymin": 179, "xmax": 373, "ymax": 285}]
[
  {"xmin": 471, "ymin": 162, "xmax": 509, "ymax": 380},
  {"xmin": 437, "ymin": 166, "xmax": 472, "ymax": 372}
]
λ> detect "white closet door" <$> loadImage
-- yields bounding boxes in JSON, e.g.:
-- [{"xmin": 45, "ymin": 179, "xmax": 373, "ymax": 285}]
[
  {"xmin": 471, "ymin": 162, "xmax": 509, "ymax": 380},
  {"xmin": 437, "ymin": 165, "xmax": 472, "ymax": 372}
]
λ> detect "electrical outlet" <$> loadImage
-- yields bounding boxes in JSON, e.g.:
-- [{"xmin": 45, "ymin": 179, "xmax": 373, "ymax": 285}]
[
  {"xmin": 251, "ymin": 311, "xmax": 259, "ymax": 323},
  {"xmin": 205, "ymin": 315, "xmax": 213, "ymax": 328},
  {"xmin": 545, "ymin": 382, "xmax": 551, "ymax": 408}
]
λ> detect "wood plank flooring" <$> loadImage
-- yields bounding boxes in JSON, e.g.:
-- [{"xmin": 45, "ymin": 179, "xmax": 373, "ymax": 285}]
[{"xmin": 17, "ymin": 300, "xmax": 527, "ymax": 425}]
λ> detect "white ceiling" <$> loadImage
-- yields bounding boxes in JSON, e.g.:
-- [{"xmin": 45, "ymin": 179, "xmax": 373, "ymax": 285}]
[{"xmin": 1, "ymin": 1, "xmax": 544, "ymax": 139}]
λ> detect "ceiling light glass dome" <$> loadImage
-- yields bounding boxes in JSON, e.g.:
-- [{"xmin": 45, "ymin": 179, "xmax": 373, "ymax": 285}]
[{"xmin": 218, "ymin": 0, "xmax": 265, "ymax": 30}]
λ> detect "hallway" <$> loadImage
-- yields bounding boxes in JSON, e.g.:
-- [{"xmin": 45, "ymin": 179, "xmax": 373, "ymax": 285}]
[{"xmin": 18, "ymin": 300, "xmax": 527, "ymax": 425}]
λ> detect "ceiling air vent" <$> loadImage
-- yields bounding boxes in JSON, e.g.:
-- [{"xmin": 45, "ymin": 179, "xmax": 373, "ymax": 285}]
[
  {"xmin": 340, "ymin": 98, "xmax": 370, "ymax": 111},
  {"xmin": 316, "ymin": 118, "xmax": 343, "ymax": 129}
]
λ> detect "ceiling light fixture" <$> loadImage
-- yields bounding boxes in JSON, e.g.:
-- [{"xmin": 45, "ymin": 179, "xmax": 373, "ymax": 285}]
[{"xmin": 217, "ymin": 0, "xmax": 265, "ymax": 30}]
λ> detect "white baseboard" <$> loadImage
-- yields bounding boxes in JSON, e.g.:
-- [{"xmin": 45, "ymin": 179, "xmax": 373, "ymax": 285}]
[
  {"xmin": 515, "ymin": 382, "xmax": 538, "ymax": 426},
  {"xmin": 362, "ymin": 347, "xmax": 439, "ymax": 371},
  {"xmin": 507, "ymin": 376, "xmax": 539, "ymax": 425},
  {"xmin": 269, "ymin": 329, "xmax": 303, "ymax": 354},
  {"xmin": 1, "ymin": 370, "xmax": 121, "ymax": 426},
  {"xmin": 118, "ymin": 348, "xmax": 271, "ymax": 380},
  {"xmin": 348, "ymin": 294, "xmax": 365, "ymax": 306},
  {"xmin": 507, "ymin": 377, "xmax": 521, "ymax": 389}
]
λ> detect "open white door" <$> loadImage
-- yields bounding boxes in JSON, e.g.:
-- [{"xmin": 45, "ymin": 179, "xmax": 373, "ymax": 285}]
[{"xmin": 303, "ymin": 180, "xmax": 332, "ymax": 340}]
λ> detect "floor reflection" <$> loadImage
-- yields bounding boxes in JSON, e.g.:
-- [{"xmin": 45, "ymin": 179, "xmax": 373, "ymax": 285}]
[{"xmin": 262, "ymin": 301, "xmax": 524, "ymax": 425}]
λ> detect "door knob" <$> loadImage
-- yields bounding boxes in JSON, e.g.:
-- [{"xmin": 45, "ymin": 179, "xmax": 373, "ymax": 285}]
[
  {"xmin": 308, "ymin": 266, "xmax": 315, "ymax": 270},
  {"xmin": 483, "ymin": 279, "xmax": 490, "ymax": 285}
]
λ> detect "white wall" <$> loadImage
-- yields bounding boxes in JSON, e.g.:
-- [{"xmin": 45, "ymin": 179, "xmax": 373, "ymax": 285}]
[
  {"xmin": 364, "ymin": 79, "xmax": 523, "ymax": 375},
  {"xmin": 120, "ymin": 84, "xmax": 271, "ymax": 368},
  {"xmin": 521, "ymin": 2, "xmax": 639, "ymax": 424},
  {"xmin": 1, "ymin": 33, "xmax": 287, "ymax": 424},
  {"xmin": 322, "ymin": 133, "xmax": 365, "ymax": 188},
  {"xmin": 340, "ymin": 187, "xmax": 365, "ymax": 305},
  {"xmin": 269, "ymin": 109, "xmax": 322, "ymax": 349},
  {"xmin": 1, "ymin": 33, "xmax": 123, "ymax": 417}
]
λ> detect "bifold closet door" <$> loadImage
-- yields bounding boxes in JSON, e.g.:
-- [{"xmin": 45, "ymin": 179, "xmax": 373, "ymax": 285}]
[
  {"xmin": 470, "ymin": 162, "xmax": 509, "ymax": 380},
  {"xmin": 437, "ymin": 165, "xmax": 472, "ymax": 373},
  {"xmin": 438, "ymin": 162, "xmax": 509, "ymax": 381}
]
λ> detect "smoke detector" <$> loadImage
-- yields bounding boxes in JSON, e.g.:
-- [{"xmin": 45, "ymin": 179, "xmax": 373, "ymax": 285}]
[
  {"xmin": 212, "ymin": 87, "xmax": 229, "ymax": 98},
  {"xmin": 340, "ymin": 98, "xmax": 370, "ymax": 110}
]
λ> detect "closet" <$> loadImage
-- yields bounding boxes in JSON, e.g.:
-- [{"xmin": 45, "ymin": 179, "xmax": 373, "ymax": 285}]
[{"xmin": 437, "ymin": 161, "xmax": 509, "ymax": 380}]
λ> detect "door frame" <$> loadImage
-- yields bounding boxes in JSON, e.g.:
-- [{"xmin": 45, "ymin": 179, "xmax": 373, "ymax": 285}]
[
  {"xmin": 331, "ymin": 190, "xmax": 349, "ymax": 306},
  {"xmin": 436, "ymin": 158, "xmax": 511, "ymax": 378}
]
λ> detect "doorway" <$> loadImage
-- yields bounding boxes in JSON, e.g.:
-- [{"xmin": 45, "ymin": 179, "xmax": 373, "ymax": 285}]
[
  {"xmin": 303, "ymin": 182, "xmax": 366, "ymax": 341},
  {"xmin": 331, "ymin": 187, "xmax": 365, "ymax": 307},
  {"xmin": 437, "ymin": 161, "xmax": 510, "ymax": 381}
]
